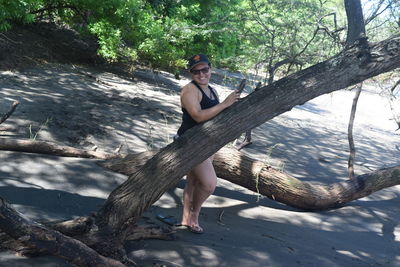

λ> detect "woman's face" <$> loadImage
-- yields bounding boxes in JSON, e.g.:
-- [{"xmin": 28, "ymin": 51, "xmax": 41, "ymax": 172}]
[{"xmin": 190, "ymin": 63, "xmax": 211, "ymax": 86}]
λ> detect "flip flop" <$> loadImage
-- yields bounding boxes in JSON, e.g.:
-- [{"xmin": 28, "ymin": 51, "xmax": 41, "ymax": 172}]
[
  {"xmin": 188, "ymin": 225, "xmax": 203, "ymax": 234},
  {"xmin": 156, "ymin": 214, "xmax": 178, "ymax": 226}
]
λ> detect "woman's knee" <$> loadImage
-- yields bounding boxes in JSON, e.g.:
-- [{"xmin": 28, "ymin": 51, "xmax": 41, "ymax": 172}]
[
  {"xmin": 191, "ymin": 159, "xmax": 217, "ymax": 193},
  {"xmin": 197, "ymin": 182, "xmax": 215, "ymax": 195},
  {"xmin": 197, "ymin": 175, "xmax": 217, "ymax": 194}
]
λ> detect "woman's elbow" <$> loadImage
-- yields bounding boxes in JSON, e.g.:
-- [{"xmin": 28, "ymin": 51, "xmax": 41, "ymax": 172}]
[
  {"xmin": 192, "ymin": 113, "xmax": 208, "ymax": 123},
  {"xmin": 193, "ymin": 116, "xmax": 206, "ymax": 123}
]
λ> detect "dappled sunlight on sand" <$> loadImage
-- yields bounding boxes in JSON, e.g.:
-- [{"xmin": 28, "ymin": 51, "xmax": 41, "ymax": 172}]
[{"xmin": 1, "ymin": 63, "xmax": 399, "ymax": 267}]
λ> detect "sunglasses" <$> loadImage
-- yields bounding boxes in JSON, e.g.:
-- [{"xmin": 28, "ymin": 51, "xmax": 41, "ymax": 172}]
[{"xmin": 191, "ymin": 67, "xmax": 210, "ymax": 75}]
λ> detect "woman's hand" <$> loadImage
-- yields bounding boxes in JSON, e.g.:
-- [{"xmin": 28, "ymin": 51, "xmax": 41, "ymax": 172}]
[{"xmin": 222, "ymin": 90, "xmax": 241, "ymax": 108}]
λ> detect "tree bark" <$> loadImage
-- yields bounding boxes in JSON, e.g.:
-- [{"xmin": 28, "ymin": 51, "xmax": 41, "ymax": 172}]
[
  {"xmin": 96, "ymin": 35, "xmax": 400, "ymax": 231},
  {"xmin": 345, "ymin": 0, "xmax": 366, "ymax": 45},
  {"xmin": 99, "ymin": 147, "xmax": 400, "ymax": 211},
  {"xmin": 0, "ymin": 198, "xmax": 126, "ymax": 267}
]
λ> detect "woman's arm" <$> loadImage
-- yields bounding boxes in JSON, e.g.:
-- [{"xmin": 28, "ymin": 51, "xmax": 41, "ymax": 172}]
[{"xmin": 181, "ymin": 84, "xmax": 239, "ymax": 123}]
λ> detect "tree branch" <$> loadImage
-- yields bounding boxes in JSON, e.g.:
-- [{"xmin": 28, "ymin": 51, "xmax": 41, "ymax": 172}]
[
  {"xmin": 30, "ymin": 4, "xmax": 79, "ymax": 15},
  {"xmin": 364, "ymin": 0, "xmax": 391, "ymax": 25},
  {"xmin": 347, "ymin": 83, "xmax": 362, "ymax": 180},
  {"xmin": 0, "ymin": 101, "xmax": 19, "ymax": 125},
  {"xmin": 390, "ymin": 79, "xmax": 400, "ymax": 94}
]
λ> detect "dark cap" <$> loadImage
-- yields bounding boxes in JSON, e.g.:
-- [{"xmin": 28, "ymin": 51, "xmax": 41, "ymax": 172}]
[{"xmin": 188, "ymin": 54, "xmax": 211, "ymax": 71}]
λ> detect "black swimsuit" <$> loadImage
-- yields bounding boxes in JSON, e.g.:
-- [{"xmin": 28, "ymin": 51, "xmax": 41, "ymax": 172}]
[{"xmin": 177, "ymin": 81, "xmax": 220, "ymax": 136}]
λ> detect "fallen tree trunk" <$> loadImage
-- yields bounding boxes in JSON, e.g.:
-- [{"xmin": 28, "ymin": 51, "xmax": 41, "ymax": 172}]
[
  {"xmin": 4, "ymin": 138, "xmax": 396, "ymax": 211},
  {"xmin": 0, "ymin": 138, "xmax": 119, "ymax": 159},
  {"xmin": 99, "ymin": 147, "xmax": 400, "ymax": 210}
]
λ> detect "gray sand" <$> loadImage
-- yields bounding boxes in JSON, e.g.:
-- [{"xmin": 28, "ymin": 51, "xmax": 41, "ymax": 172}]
[{"xmin": 0, "ymin": 64, "xmax": 399, "ymax": 266}]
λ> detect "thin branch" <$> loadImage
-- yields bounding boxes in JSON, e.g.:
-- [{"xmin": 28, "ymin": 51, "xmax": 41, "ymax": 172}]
[
  {"xmin": 267, "ymin": 58, "xmax": 302, "ymax": 84},
  {"xmin": 296, "ymin": 27, "xmax": 320, "ymax": 58},
  {"xmin": 0, "ymin": 34, "xmax": 22, "ymax": 45},
  {"xmin": 348, "ymin": 83, "xmax": 363, "ymax": 180},
  {"xmin": 319, "ymin": 12, "xmax": 339, "ymax": 30},
  {"xmin": 30, "ymin": 4, "xmax": 79, "ymax": 15},
  {"xmin": 0, "ymin": 101, "xmax": 19, "ymax": 125},
  {"xmin": 390, "ymin": 79, "xmax": 400, "ymax": 94},
  {"xmin": 388, "ymin": 100, "xmax": 400, "ymax": 131},
  {"xmin": 365, "ymin": 0, "xmax": 391, "ymax": 25},
  {"xmin": 249, "ymin": 0, "xmax": 273, "ymax": 33},
  {"xmin": 317, "ymin": 12, "xmax": 346, "ymax": 45},
  {"xmin": 367, "ymin": 17, "xmax": 392, "ymax": 32},
  {"xmin": 30, "ymin": 4, "xmax": 89, "ymax": 25}
]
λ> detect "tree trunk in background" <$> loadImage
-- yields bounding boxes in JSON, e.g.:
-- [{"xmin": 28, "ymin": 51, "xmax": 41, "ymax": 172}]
[
  {"xmin": 100, "ymin": 147, "xmax": 400, "ymax": 211},
  {"xmin": 345, "ymin": 0, "xmax": 366, "ymax": 45},
  {"xmin": 96, "ymin": 35, "xmax": 400, "ymax": 232}
]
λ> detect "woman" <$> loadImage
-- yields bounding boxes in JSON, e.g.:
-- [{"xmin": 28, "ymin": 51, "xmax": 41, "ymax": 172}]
[{"xmin": 177, "ymin": 54, "xmax": 240, "ymax": 234}]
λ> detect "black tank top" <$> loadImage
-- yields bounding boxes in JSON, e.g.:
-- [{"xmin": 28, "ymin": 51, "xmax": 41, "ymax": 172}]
[{"xmin": 177, "ymin": 81, "xmax": 220, "ymax": 136}]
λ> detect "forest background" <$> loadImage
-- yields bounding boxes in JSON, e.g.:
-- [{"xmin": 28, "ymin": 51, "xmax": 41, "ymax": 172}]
[{"xmin": 2, "ymin": 0, "xmax": 399, "ymax": 80}]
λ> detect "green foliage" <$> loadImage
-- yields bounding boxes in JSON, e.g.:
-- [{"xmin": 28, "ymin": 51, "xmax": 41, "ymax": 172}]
[
  {"xmin": 89, "ymin": 20, "xmax": 121, "ymax": 60},
  {"xmin": 1, "ymin": 0, "xmax": 397, "ymax": 75},
  {"xmin": 0, "ymin": 0, "xmax": 41, "ymax": 31}
]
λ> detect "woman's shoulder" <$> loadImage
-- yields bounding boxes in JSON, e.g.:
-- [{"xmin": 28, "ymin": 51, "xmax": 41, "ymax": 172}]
[
  {"xmin": 182, "ymin": 81, "xmax": 195, "ymax": 89},
  {"xmin": 181, "ymin": 82, "xmax": 202, "ymax": 101},
  {"xmin": 181, "ymin": 81, "xmax": 197, "ymax": 94}
]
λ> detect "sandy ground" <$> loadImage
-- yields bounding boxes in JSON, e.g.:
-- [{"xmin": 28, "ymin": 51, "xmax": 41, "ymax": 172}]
[{"xmin": 0, "ymin": 63, "xmax": 400, "ymax": 267}]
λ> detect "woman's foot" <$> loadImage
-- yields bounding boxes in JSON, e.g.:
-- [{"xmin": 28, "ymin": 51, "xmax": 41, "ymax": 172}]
[
  {"xmin": 188, "ymin": 224, "xmax": 203, "ymax": 234},
  {"xmin": 186, "ymin": 210, "xmax": 203, "ymax": 234}
]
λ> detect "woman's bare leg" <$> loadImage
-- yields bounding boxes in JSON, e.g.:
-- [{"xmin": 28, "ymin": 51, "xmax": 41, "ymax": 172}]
[
  {"xmin": 181, "ymin": 171, "xmax": 196, "ymax": 226},
  {"xmin": 186, "ymin": 157, "xmax": 217, "ymax": 232}
]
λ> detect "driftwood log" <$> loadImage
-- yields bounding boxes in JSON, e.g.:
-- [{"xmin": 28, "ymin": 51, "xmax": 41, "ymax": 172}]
[
  {"xmin": 0, "ymin": 138, "xmax": 120, "ymax": 159},
  {"xmin": 0, "ymin": 198, "xmax": 126, "ymax": 267},
  {"xmin": 0, "ymin": 197, "xmax": 175, "ymax": 266},
  {"xmin": 99, "ymin": 146, "xmax": 400, "ymax": 211}
]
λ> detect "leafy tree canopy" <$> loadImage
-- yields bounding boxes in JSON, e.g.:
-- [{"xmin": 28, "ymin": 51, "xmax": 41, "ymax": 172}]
[{"xmin": 0, "ymin": 0, "xmax": 398, "ymax": 75}]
